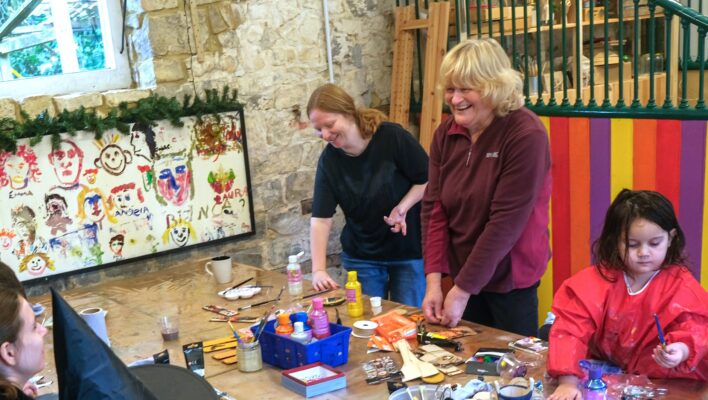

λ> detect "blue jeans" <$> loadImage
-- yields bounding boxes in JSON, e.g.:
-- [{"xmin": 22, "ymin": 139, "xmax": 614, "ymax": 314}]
[{"xmin": 340, "ymin": 252, "xmax": 425, "ymax": 307}]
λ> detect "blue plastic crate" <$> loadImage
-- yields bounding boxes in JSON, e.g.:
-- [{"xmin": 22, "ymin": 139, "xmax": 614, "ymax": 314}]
[{"xmin": 251, "ymin": 320, "xmax": 351, "ymax": 369}]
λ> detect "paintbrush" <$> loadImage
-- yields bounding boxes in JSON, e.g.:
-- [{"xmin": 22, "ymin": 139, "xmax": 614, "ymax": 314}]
[
  {"xmin": 221, "ymin": 277, "xmax": 254, "ymax": 293},
  {"xmin": 227, "ymin": 321, "xmax": 242, "ymax": 344},
  {"xmin": 254, "ymin": 287, "xmax": 285, "ymax": 341},
  {"xmin": 237, "ymin": 286, "xmax": 284, "ymax": 311},
  {"xmin": 299, "ymin": 288, "xmax": 334, "ymax": 300},
  {"xmin": 653, "ymin": 313, "xmax": 667, "ymax": 350}
]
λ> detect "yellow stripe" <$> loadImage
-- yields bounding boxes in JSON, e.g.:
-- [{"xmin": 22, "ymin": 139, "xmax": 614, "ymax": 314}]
[
  {"xmin": 702, "ymin": 122, "xmax": 708, "ymax": 290},
  {"xmin": 610, "ymin": 119, "xmax": 634, "ymax": 199},
  {"xmin": 538, "ymin": 116, "xmax": 554, "ymax": 325}
]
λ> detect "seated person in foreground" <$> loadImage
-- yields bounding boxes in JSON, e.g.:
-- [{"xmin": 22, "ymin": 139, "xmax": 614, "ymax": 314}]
[
  {"xmin": 547, "ymin": 189, "xmax": 708, "ymax": 400},
  {"xmin": 0, "ymin": 289, "xmax": 49, "ymax": 400}
]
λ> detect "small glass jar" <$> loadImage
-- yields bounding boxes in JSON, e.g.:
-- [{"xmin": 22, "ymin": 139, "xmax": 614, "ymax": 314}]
[{"xmin": 237, "ymin": 341, "xmax": 262, "ymax": 372}]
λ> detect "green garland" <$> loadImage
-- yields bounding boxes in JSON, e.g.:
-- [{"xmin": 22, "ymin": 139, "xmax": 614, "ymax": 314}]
[{"xmin": 0, "ymin": 86, "xmax": 242, "ymax": 153}]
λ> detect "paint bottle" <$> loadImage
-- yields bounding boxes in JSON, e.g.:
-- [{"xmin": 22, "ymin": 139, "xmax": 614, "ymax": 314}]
[
  {"xmin": 290, "ymin": 321, "xmax": 311, "ymax": 345},
  {"xmin": 345, "ymin": 271, "xmax": 363, "ymax": 318},
  {"xmin": 310, "ymin": 297, "xmax": 331, "ymax": 339},
  {"xmin": 275, "ymin": 313, "xmax": 294, "ymax": 336},
  {"xmin": 582, "ymin": 366, "xmax": 607, "ymax": 400},
  {"xmin": 286, "ymin": 251, "xmax": 304, "ymax": 296}
]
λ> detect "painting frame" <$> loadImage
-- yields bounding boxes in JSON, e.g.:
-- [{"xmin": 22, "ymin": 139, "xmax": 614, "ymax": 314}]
[{"xmin": 0, "ymin": 109, "xmax": 256, "ymax": 283}]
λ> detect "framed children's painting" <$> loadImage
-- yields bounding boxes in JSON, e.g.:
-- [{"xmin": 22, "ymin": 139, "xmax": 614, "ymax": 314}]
[{"xmin": 0, "ymin": 110, "xmax": 255, "ymax": 282}]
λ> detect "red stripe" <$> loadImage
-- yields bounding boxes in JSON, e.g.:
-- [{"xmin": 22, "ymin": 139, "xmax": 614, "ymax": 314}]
[
  {"xmin": 655, "ymin": 120, "xmax": 682, "ymax": 215},
  {"xmin": 633, "ymin": 119, "xmax": 657, "ymax": 190},
  {"xmin": 550, "ymin": 117, "xmax": 571, "ymax": 293},
  {"xmin": 568, "ymin": 118, "xmax": 590, "ymax": 276}
]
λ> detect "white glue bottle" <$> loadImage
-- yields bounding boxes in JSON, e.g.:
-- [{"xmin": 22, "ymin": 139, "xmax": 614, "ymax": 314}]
[{"xmin": 287, "ymin": 251, "xmax": 305, "ymax": 296}]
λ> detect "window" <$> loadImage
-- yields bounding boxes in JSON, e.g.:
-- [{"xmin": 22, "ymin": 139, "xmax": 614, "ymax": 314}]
[{"xmin": 0, "ymin": 0, "xmax": 131, "ymax": 100}]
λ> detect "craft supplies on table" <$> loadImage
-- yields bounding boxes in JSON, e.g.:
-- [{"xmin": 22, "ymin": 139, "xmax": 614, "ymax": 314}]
[
  {"xmin": 218, "ymin": 285, "xmax": 262, "ymax": 300},
  {"xmin": 352, "ymin": 320, "xmax": 379, "ymax": 338},
  {"xmin": 508, "ymin": 336, "xmax": 548, "ymax": 354},
  {"xmin": 252, "ymin": 319, "xmax": 352, "ymax": 369},
  {"xmin": 237, "ymin": 340, "xmax": 263, "ymax": 372},
  {"xmin": 281, "ymin": 362, "xmax": 346, "ymax": 398},
  {"xmin": 362, "ymin": 356, "xmax": 400, "ymax": 384},
  {"xmin": 371, "ymin": 310, "xmax": 417, "ymax": 343}
]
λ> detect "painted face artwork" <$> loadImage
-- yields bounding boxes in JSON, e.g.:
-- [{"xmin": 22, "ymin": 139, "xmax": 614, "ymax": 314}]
[
  {"xmin": 0, "ymin": 231, "xmax": 13, "ymax": 251},
  {"xmin": 48, "ymin": 140, "xmax": 83, "ymax": 187},
  {"xmin": 207, "ymin": 166, "xmax": 236, "ymax": 194},
  {"xmin": 110, "ymin": 183, "xmax": 143, "ymax": 210},
  {"xmin": 77, "ymin": 187, "xmax": 115, "ymax": 225},
  {"xmin": 170, "ymin": 225, "xmax": 191, "ymax": 247},
  {"xmin": 4, "ymin": 154, "xmax": 30, "ymax": 189},
  {"xmin": 155, "ymin": 156, "xmax": 192, "ymax": 206},
  {"xmin": 109, "ymin": 235, "xmax": 124, "ymax": 256},
  {"xmin": 161, "ymin": 218, "xmax": 196, "ymax": 247},
  {"xmin": 84, "ymin": 193, "xmax": 104, "ymax": 222},
  {"xmin": 0, "ymin": 145, "xmax": 40, "ymax": 190},
  {"xmin": 95, "ymin": 144, "xmax": 132, "ymax": 176},
  {"xmin": 45, "ymin": 194, "xmax": 72, "ymax": 235},
  {"xmin": 130, "ymin": 124, "xmax": 156, "ymax": 162},
  {"xmin": 619, "ymin": 217, "xmax": 673, "ymax": 281},
  {"xmin": 18, "ymin": 253, "xmax": 54, "ymax": 276}
]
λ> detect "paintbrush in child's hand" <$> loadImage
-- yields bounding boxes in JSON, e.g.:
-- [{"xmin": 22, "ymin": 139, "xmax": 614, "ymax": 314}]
[{"xmin": 653, "ymin": 313, "xmax": 667, "ymax": 350}]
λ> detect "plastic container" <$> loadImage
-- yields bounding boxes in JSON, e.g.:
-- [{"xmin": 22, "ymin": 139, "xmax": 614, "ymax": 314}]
[
  {"xmin": 251, "ymin": 319, "xmax": 352, "ymax": 369},
  {"xmin": 310, "ymin": 297, "xmax": 331, "ymax": 339},
  {"xmin": 287, "ymin": 251, "xmax": 304, "ymax": 296},
  {"xmin": 345, "ymin": 271, "xmax": 363, "ymax": 318}
]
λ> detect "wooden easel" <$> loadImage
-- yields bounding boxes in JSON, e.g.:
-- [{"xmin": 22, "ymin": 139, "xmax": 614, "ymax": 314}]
[{"xmin": 389, "ymin": 2, "xmax": 450, "ymax": 153}]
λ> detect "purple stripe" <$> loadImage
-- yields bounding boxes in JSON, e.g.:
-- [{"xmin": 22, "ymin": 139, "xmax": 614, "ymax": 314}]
[
  {"xmin": 679, "ymin": 120, "xmax": 707, "ymax": 280},
  {"xmin": 589, "ymin": 118, "xmax": 611, "ymax": 262}
]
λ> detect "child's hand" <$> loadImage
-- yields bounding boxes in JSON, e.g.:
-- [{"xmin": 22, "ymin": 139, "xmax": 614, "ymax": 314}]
[
  {"xmin": 652, "ymin": 342, "xmax": 689, "ymax": 368},
  {"xmin": 548, "ymin": 376, "xmax": 582, "ymax": 400},
  {"xmin": 548, "ymin": 382, "xmax": 582, "ymax": 400}
]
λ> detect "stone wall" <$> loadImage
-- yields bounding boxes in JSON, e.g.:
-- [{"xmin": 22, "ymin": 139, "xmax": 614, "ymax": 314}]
[{"xmin": 0, "ymin": 0, "xmax": 396, "ymax": 295}]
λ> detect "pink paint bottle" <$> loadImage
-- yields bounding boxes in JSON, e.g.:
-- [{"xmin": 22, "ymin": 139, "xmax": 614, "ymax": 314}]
[{"xmin": 310, "ymin": 297, "xmax": 331, "ymax": 339}]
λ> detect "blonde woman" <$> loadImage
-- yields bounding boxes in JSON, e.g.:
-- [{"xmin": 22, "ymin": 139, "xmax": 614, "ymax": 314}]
[
  {"xmin": 421, "ymin": 38, "xmax": 552, "ymax": 335},
  {"xmin": 308, "ymin": 84, "xmax": 429, "ymax": 307}
]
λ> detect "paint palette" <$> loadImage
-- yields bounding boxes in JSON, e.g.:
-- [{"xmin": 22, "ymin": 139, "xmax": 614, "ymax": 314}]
[{"xmin": 218, "ymin": 286, "xmax": 262, "ymax": 300}]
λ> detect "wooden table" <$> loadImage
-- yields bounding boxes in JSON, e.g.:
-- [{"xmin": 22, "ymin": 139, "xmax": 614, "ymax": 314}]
[{"xmin": 31, "ymin": 261, "xmax": 707, "ymax": 399}]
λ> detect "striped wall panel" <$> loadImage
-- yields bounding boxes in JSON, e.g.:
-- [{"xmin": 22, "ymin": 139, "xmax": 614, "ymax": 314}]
[{"xmin": 540, "ymin": 117, "xmax": 708, "ymax": 322}]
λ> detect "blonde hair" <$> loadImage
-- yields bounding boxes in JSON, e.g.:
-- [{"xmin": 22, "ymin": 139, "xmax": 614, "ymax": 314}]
[
  {"xmin": 306, "ymin": 84, "xmax": 387, "ymax": 140},
  {"xmin": 438, "ymin": 38, "xmax": 524, "ymax": 116}
]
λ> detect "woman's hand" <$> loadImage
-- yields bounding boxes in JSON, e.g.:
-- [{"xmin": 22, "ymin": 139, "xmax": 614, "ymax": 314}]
[
  {"xmin": 423, "ymin": 285, "xmax": 444, "ymax": 324},
  {"xmin": 548, "ymin": 376, "xmax": 581, "ymax": 400},
  {"xmin": 383, "ymin": 206, "xmax": 408, "ymax": 236},
  {"xmin": 312, "ymin": 270, "xmax": 339, "ymax": 291},
  {"xmin": 440, "ymin": 285, "xmax": 470, "ymax": 327},
  {"xmin": 653, "ymin": 342, "xmax": 689, "ymax": 368}
]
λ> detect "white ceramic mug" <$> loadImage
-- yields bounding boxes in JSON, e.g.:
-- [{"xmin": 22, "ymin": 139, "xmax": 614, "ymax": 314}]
[
  {"xmin": 79, "ymin": 307, "xmax": 110, "ymax": 346},
  {"xmin": 205, "ymin": 255, "xmax": 233, "ymax": 284}
]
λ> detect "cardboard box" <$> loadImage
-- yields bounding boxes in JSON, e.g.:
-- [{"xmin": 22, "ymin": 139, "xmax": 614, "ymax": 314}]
[
  {"xmin": 593, "ymin": 61, "xmax": 632, "ymax": 85},
  {"xmin": 281, "ymin": 363, "xmax": 346, "ymax": 398}
]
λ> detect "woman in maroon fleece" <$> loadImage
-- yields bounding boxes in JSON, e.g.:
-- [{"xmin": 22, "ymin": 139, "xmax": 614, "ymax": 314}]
[{"xmin": 421, "ymin": 38, "xmax": 551, "ymax": 336}]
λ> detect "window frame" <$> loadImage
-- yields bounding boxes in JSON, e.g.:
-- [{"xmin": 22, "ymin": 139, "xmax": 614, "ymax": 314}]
[{"xmin": 0, "ymin": 0, "xmax": 132, "ymax": 100}]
